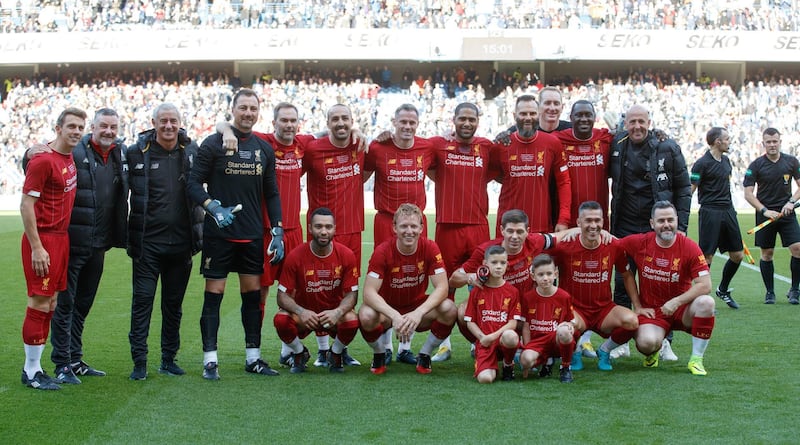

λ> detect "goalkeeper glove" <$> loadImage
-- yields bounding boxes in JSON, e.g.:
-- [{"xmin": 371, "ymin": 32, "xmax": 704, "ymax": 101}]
[
  {"xmin": 205, "ymin": 199, "xmax": 239, "ymax": 228},
  {"xmin": 267, "ymin": 227, "xmax": 285, "ymax": 264}
]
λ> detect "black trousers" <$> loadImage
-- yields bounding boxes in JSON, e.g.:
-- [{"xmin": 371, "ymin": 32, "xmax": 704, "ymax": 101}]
[
  {"xmin": 129, "ymin": 243, "xmax": 192, "ymax": 366},
  {"xmin": 50, "ymin": 247, "xmax": 106, "ymax": 368}
]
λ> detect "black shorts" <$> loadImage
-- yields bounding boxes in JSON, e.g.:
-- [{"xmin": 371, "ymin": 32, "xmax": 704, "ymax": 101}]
[
  {"xmin": 201, "ymin": 237, "xmax": 263, "ymax": 279},
  {"xmin": 697, "ymin": 207, "xmax": 743, "ymax": 254},
  {"xmin": 754, "ymin": 212, "xmax": 800, "ymax": 249}
]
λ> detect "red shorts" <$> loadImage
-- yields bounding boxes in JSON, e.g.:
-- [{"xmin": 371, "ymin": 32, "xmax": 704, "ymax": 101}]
[
  {"xmin": 261, "ymin": 227, "xmax": 303, "ymax": 287},
  {"xmin": 522, "ymin": 331, "xmax": 560, "ymax": 363},
  {"xmin": 374, "ymin": 211, "xmax": 428, "ymax": 248},
  {"xmin": 435, "ymin": 223, "xmax": 490, "ymax": 276},
  {"xmin": 335, "ymin": 232, "xmax": 362, "ymax": 275},
  {"xmin": 637, "ymin": 304, "xmax": 691, "ymax": 333},
  {"xmin": 473, "ymin": 339, "xmax": 503, "ymax": 376},
  {"xmin": 574, "ymin": 302, "xmax": 618, "ymax": 337},
  {"xmin": 22, "ymin": 232, "xmax": 69, "ymax": 297}
]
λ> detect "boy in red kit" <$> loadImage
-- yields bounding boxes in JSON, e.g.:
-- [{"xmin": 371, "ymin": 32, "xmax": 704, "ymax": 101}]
[
  {"xmin": 20, "ymin": 107, "xmax": 86, "ymax": 390},
  {"xmin": 463, "ymin": 246, "xmax": 522, "ymax": 383},
  {"xmin": 519, "ymin": 254, "xmax": 577, "ymax": 383}
]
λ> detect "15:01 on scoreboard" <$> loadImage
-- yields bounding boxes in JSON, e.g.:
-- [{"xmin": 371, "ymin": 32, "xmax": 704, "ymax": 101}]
[{"xmin": 461, "ymin": 38, "xmax": 534, "ymax": 60}]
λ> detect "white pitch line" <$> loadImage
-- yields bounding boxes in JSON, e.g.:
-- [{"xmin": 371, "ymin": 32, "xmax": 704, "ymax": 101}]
[{"xmin": 715, "ymin": 252, "xmax": 790, "ymax": 284}]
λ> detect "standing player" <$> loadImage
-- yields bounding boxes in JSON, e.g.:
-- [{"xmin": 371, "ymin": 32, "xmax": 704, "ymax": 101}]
[
  {"xmin": 494, "ymin": 95, "xmax": 571, "ymax": 235},
  {"xmin": 537, "ymin": 86, "xmax": 572, "ymax": 133},
  {"xmin": 617, "ymin": 201, "xmax": 716, "ymax": 376},
  {"xmin": 519, "ymin": 254, "xmax": 577, "ymax": 383},
  {"xmin": 273, "ymin": 208, "xmax": 360, "ymax": 373},
  {"xmin": 20, "ymin": 107, "xmax": 85, "ymax": 390},
  {"xmin": 463, "ymin": 245, "xmax": 522, "ymax": 383},
  {"xmin": 359, "ymin": 204, "xmax": 455, "ymax": 375},
  {"xmin": 365, "ymin": 104, "xmax": 434, "ymax": 365},
  {"xmin": 126, "ymin": 104, "xmax": 203, "ymax": 381},
  {"xmin": 744, "ymin": 128, "xmax": 800, "ymax": 304},
  {"xmin": 427, "ymin": 102, "xmax": 498, "ymax": 362},
  {"xmin": 550, "ymin": 201, "xmax": 638, "ymax": 372},
  {"xmin": 188, "ymin": 88, "xmax": 284, "ymax": 380},
  {"xmin": 691, "ymin": 127, "xmax": 745, "ymax": 308}
]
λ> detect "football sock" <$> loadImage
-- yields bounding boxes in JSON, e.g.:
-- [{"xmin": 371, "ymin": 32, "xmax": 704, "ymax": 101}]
[
  {"xmin": 419, "ymin": 332, "xmax": 444, "ymax": 356},
  {"xmin": 719, "ymin": 259, "xmax": 740, "ymax": 291},
  {"xmin": 203, "ymin": 350, "xmax": 218, "ymax": 366},
  {"xmin": 399, "ymin": 332, "xmax": 414, "ymax": 352},
  {"xmin": 791, "ymin": 257, "xmax": 800, "ymax": 289},
  {"xmin": 332, "ymin": 338, "xmax": 345, "ymax": 355},
  {"xmin": 280, "ymin": 342, "xmax": 292, "ymax": 357},
  {"xmin": 691, "ymin": 337, "xmax": 709, "ymax": 357},
  {"xmin": 287, "ymin": 338, "xmax": 304, "ymax": 354},
  {"xmin": 245, "ymin": 348, "xmax": 260, "ymax": 365},
  {"xmin": 579, "ymin": 330, "xmax": 593, "ymax": 347},
  {"xmin": 241, "ymin": 290, "xmax": 262, "ymax": 349},
  {"xmin": 200, "ymin": 292, "xmax": 223, "ymax": 352},
  {"xmin": 600, "ymin": 338, "xmax": 620, "ymax": 353},
  {"xmin": 760, "ymin": 259, "xmax": 775, "ymax": 292},
  {"xmin": 23, "ymin": 343, "xmax": 45, "ymax": 378},
  {"xmin": 380, "ymin": 329, "xmax": 393, "ymax": 352},
  {"xmin": 316, "ymin": 334, "xmax": 330, "ymax": 351}
]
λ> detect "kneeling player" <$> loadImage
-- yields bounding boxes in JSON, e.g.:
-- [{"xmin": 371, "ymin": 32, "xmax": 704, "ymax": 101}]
[
  {"xmin": 464, "ymin": 246, "xmax": 522, "ymax": 383},
  {"xmin": 519, "ymin": 254, "xmax": 577, "ymax": 383},
  {"xmin": 273, "ymin": 208, "xmax": 360, "ymax": 373},
  {"xmin": 618, "ymin": 201, "xmax": 716, "ymax": 376},
  {"xmin": 359, "ymin": 204, "xmax": 456, "ymax": 375}
]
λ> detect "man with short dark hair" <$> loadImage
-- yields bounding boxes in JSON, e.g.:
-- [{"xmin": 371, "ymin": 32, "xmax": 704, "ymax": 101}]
[
  {"xmin": 20, "ymin": 107, "xmax": 86, "ymax": 390},
  {"xmin": 744, "ymin": 127, "xmax": 800, "ymax": 305},
  {"xmin": 188, "ymin": 88, "xmax": 284, "ymax": 380}
]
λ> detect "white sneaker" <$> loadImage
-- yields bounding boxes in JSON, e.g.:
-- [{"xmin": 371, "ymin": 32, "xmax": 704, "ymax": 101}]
[
  {"xmin": 660, "ymin": 339, "xmax": 678, "ymax": 361},
  {"xmin": 610, "ymin": 342, "xmax": 630, "ymax": 359},
  {"xmin": 431, "ymin": 344, "xmax": 451, "ymax": 362}
]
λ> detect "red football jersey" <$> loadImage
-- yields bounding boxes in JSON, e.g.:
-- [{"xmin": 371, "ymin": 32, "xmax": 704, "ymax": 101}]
[
  {"xmin": 428, "ymin": 136, "xmax": 498, "ymax": 225},
  {"xmin": 23, "ymin": 151, "xmax": 77, "ymax": 233},
  {"xmin": 520, "ymin": 287, "xmax": 573, "ymax": 336},
  {"xmin": 556, "ymin": 128, "xmax": 613, "ymax": 226},
  {"xmin": 551, "ymin": 237, "xmax": 628, "ymax": 314},
  {"xmin": 255, "ymin": 132, "xmax": 313, "ymax": 231},
  {"xmin": 367, "ymin": 237, "xmax": 446, "ymax": 310},
  {"xmin": 303, "ymin": 137, "xmax": 365, "ymax": 235},
  {"xmin": 494, "ymin": 131, "xmax": 571, "ymax": 233},
  {"xmin": 461, "ymin": 233, "xmax": 555, "ymax": 296},
  {"xmin": 464, "ymin": 282, "xmax": 523, "ymax": 334},
  {"xmin": 365, "ymin": 136, "xmax": 434, "ymax": 214},
  {"xmin": 277, "ymin": 241, "xmax": 359, "ymax": 313},
  {"xmin": 619, "ymin": 233, "xmax": 710, "ymax": 308}
]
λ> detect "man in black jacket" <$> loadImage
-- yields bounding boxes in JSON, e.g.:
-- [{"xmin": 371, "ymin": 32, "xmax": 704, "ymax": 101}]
[
  {"xmin": 608, "ymin": 104, "xmax": 692, "ymax": 361},
  {"xmin": 23, "ymin": 108, "xmax": 128, "ymax": 384},
  {"xmin": 126, "ymin": 103, "xmax": 204, "ymax": 381}
]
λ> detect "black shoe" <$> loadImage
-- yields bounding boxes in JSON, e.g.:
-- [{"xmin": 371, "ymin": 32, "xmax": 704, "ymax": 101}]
[
  {"xmin": 245, "ymin": 358, "xmax": 279, "ymax": 376},
  {"xmin": 384, "ymin": 348, "xmax": 393, "ymax": 366},
  {"xmin": 129, "ymin": 364, "xmax": 147, "ymax": 381},
  {"xmin": 716, "ymin": 287, "xmax": 739, "ymax": 309},
  {"xmin": 765, "ymin": 291, "xmax": 776, "ymax": 304},
  {"xmin": 290, "ymin": 347, "xmax": 310, "ymax": 374},
  {"xmin": 203, "ymin": 362, "xmax": 220, "ymax": 380},
  {"xmin": 371, "ymin": 353, "xmax": 387, "ymax": 375},
  {"xmin": 559, "ymin": 367, "xmax": 573, "ymax": 383},
  {"xmin": 538, "ymin": 362, "xmax": 553, "ymax": 378},
  {"xmin": 397, "ymin": 349, "xmax": 417, "ymax": 365},
  {"xmin": 415, "ymin": 353, "xmax": 432, "ymax": 374},
  {"xmin": 72, "ymin": 360, "xmax": 106, "ymax": 377},
  {"xmin": 501, "ymin": 364, "xmax": 515, "ymax": 381},
  {"xmin": 788, "ymin": 289, "xmax": 800, "ymax": 305},
  {"xmin": 54, "ymin": 365, "xmax": 81, "ymax": 384},
  {"xmin": 313, "ymin": 349, "xmax": 329, "ymax": 367},
  {"xmin": 159, "ymin": 360, "xmax": 186, "ymax": 376},
  {"xmin": 22, "ymin": 370, "xmax": 61, "ymax": 390},
  {"xmin": 279, "ymin": 353, "xmax": 293, "ymax": 368},
  {"xmin": 328, "ymin": 351, "xmax": 345, "ymax": 373},
  {"xmin": 342, "ymin": 347, "xmax": 361, "ymax": 366}
]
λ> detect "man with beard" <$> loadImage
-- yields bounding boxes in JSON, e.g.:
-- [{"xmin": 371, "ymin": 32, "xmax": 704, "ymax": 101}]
[
  {"xmin": 616, "ymin": 201, "xmax": 715, "ymax": 376},
  {"xmin": 691, "ymin": 127, "xmax": 745, "ymax": 308},
  {"xmin": 494, "ymin": 95, "xmax": 571, "ymax": 235},
  {"xmin": 273, "ymin": 207, "xmax": 360, "ymax": 373}
]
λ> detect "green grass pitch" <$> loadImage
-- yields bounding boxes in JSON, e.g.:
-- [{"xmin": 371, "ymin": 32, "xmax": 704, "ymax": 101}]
[{"xmin": 1, "ymin": 211, "xmax": 798, "ymax": 444}]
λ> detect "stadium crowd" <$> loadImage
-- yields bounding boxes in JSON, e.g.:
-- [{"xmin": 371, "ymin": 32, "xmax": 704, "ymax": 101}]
[
  {"xmin": 1, "ymin": 64, "xmax": 799, "ymax": 204},
  {"xmin": 1, "ymin": 0, "xmax": 799, "ymax": 33}
]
